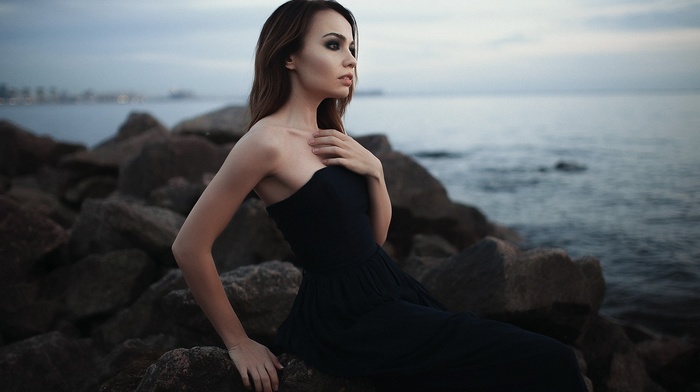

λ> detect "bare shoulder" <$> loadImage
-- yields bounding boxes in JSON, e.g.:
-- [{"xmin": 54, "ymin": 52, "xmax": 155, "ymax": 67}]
[{"xmin": 238, "ymin": 121, "xmax": 292, "ymax": 156}]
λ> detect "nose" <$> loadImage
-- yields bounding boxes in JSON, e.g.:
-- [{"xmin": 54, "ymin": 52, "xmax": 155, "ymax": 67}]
[{"xmin": 344, "ymin": 50, "xmax": 356, "ymax": 69}]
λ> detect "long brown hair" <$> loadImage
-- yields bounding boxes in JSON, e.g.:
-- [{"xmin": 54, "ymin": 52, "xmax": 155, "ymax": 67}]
[{"xmin": 247, "ymin": 0, "xmax": 358, "ymax": 133}]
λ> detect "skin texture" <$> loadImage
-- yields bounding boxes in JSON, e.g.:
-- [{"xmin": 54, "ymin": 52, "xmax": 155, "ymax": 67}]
[{"xmin": 171, "ymin": 9, "xmax": 392, "ymax": 392}]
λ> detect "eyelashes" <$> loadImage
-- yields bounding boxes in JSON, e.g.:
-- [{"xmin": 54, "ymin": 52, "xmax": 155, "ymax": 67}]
[{"xmin": 325, "ymin": 40, "xmax": 356, "ymax": 57}]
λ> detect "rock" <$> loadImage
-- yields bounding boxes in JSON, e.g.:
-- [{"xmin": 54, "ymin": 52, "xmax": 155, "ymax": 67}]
[
  {"xmin": 60, "ymin": 112, "xmax": 170, "ymax": 177},
  {"xmin": 135, "ymin": 346, "xmax": 242, "ymax": 392},
  {"xmin": 623, "ymin": 322, "xmax": 700, "ymax": 392},
  {"xmin": 400, "ymin": 234, "xmax": 456, "ymax": 280},
  {"xmin": 134, "ymin": 347, "xmax": 375, "ymax": 392},
  {"xmin": 212, "ymin": 198, "xmax": 293, "ymax": 273},
  {"xmin": 377, "ymin": 151, "xmax": 474, "ymax": 257},
  {"xmin": 69, "ymin": 198, "xmax": 184, "ymax": 265},
  {"xmin": 0, "ymin": 196, "xmax": 68, "ymax": 286},
  {"xmin": 42, "ymin": 249, "xmax": 158, "ymax": 321},
  {"xmin": 118, "ymin": 135, "xmax": 229, "ymax": 199},
  {"xmin": 356, "ymin": 134, "xmax": 393, "ymax": 156},
  {"xmin": 97, "ymin": 335, "xmax": 180, "ymax": 392},
  {"xmin": 0, "ymin": 280, "xmax": 62, "ymax": 341},
  {"xmin": 172, "ymin": 105, "xmax": 250, "ymax": 144},
  {"xmin": 98, "ymin": 112, "xmax": 170, "ymax": 146},
  {"xmin": 278, "ymin": 353, "xmax": 376, "ymax": 392},
  {"xmin": 422, "ymin": 237, "xmax": 605, "ymax": 343},
  {"xmin": 554, "ymin": 160, "xmax": 587, "ymax": 172},
  {"xmin": 0, "ymin": 120, "xmax": 85, "ymax": 177},
  {"xmin": 163, "ymin": 261, "xmax": 301, "ymax": 346},
  {"xmin": 94, "ymin": 269, "xmax": 188, "ymax": 347},
  {"xmin": 0, "ymin": 331, "xmax": 99, "ymax": 392},
  {"xmin": 579, "ymin": 316, "xmax": 666, "ymax": 392},
  {"xmin": 6, "ymin": 183, "xmax": 77, "ymax": 227},
  {"xmin": 62, "ymin": 175, "xmax": 119, "ymax": 205},
  {"xmin": 148, "ymin": 176, "xmax": 207, "ymax": 215},
  {"xmin": 409, "ymin": 234, "xmax": 458, "ymax": 259}
]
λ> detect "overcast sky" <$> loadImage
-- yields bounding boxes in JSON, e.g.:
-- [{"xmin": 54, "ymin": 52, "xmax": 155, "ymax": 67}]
[{"xmin": 1, "ymin": 0, "xmax": 699, "ymax": 96}]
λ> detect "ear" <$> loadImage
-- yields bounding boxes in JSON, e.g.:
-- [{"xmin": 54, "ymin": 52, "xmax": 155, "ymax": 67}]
[{"xmin": 285, "ymin": 55, "xmax": 296, "ymax": 70}]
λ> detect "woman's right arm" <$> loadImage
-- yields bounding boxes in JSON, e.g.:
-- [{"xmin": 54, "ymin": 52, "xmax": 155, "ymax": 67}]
[{"xmin": 171, "ymin": 129, "xmax": 283, "ymax": 392}]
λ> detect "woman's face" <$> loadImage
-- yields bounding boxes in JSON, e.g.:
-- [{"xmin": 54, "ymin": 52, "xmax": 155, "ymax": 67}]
[{"xmin": 286, "ymin": 10, "xmax": 357, "ymax": 100}]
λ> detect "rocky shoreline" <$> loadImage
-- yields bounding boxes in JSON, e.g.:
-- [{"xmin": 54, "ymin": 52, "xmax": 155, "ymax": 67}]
[{"xmin": 1, "ymin": 107, "xmax": 698, "ymax": 391}]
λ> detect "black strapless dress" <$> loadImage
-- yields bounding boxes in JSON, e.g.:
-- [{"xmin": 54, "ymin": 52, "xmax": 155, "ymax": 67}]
[{"xmin": 267, "ymin": 165, "xmax": 587, "ymax": 391}]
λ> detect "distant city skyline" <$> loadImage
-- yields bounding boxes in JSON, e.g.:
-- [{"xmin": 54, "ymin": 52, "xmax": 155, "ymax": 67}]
[{"xmin": 2, "ymin": 0, "xmax": 699, "ymax": 96}]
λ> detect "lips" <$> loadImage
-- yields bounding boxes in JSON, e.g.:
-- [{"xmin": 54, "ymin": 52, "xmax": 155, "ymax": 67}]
[{"xmin": 339, "ymin": 74, "xmax": 353, "ymax": 86}]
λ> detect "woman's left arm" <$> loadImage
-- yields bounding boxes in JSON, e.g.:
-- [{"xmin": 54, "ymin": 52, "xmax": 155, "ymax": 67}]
[{"xmin": 310, "ymin": 129, "xmax": 392, "ymax": 244}]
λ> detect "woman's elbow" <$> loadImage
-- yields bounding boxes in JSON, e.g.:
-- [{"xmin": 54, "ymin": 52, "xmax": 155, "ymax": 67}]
[{"xmin": 171, "ymin": 235, "xmax": 201, "ymax": 267}]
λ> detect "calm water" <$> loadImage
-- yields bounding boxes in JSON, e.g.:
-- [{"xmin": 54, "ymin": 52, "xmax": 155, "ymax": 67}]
[{"xmin": 3, "ymin": 92, "xmax": 699, "ymax": 337}]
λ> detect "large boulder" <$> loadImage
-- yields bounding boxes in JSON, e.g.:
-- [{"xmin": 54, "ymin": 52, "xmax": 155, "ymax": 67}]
[
  {"xmin": 97, "ymin": 335, "xmax": 180, "ymax": 392},
  {"xmin": 212, "ymin": 198, "xmax": 293, "ymax": 273},
  {"xmin": 58, "ymin": 113, "xmax": 170, "ymax": 206},
  {"xmin": 118, "ymin": 135, "xmax": 229, "ymax": 199},
  {"xmin": 163, "ymin": 261, "xmax": 301, "ymax": 346},
  {"xmin": 0, "ymin": 331, "xmax": 100, "ymax": 392},
  {"xmin": 147, "ymin": 176, "xmax": 207, "ymax": 216},
  {"xmin": 578, "ymin": 316, "xmax": 666, "ymax": 392},
  {"xmin": 172, "ymin": 105, "xmax": 249, "ymax": 144},
  {"xmin": 421, "ymin": 237, "xmax": 605, "ymax": 343},
  {"xmin": 135, "ymin": 347, "xmax": 374, "ymax": 392},
  {"xmin": 69, "ymin": 198, "xmax": 184, "ymax": 265},
  {"xmin": 0, "ymin": 197, "xmax": 67, "ymax": 286},
  {"xmin": 375, "ymin": 150, "xmax": 492, "ymax": 258},
  {"xmin": 94, "ymin": 269, "xmax": 188, "ymax": 347},
  {"xmin": 0, "ymin": 120, "xmax": 84, "ymax": 177},
  {"xmin": 60, "ymin": 112, "xmax": 170, "ymax": 175},
  {"xmin": 5, "ymin": 183, "xmax": 77, "ymax": 227},
  {"xmin": 42, "ymin": 249, "xmax": 158, "ymax": 321},
  {"xmin": 135, "ymin": 347, "xmax": 240, "ymax": 392}
]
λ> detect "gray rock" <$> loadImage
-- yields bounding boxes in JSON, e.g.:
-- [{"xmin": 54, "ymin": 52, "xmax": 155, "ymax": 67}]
[
  {"xmin": 0, "ymin": 196, "xmax": 68, "ymax": 286},
  {"xmin": 97, "ymin": 335, "xmax": 180, "ymax": 392},
  {"xmin": 0, "ymin": 331, "xmax": 99, "ymax": 392},
  {"xmin": 118, "ymin": 135, "xmax": 229, "ymax": 199},
  {"xmin": 278, "ymin": 353, "xmax": 376, "ymax": 392},
  {"xmin": 6, "ymin": 183, "xmax": 77, "ymax": 227},
  {"xmin": 213, "ymin": 198, "xmax": 293, "ymax": 273},
  {"xmin": 579, "ymin": 316, "xmax": 666, "ymax": 392},
  {"xmin": 422, "ymin": 237, "xmax": 605, "ymax": 343},
  {"xmin": 356, "ymin": 134, "xmax": 393, "ymax": 156},
  {"xmin": 69, "ymin": 198, "xmax": 184, "ymax": 265},
  {"xmin": 148, "ymin": 176, "xmax": 207, "ymax": 215},
  {"xmin": 134, "ymin": 347, "xmax": 375, "ymax": 392},
  {"xmin": 42, "ymin": 249, "xmax": 158, "ymax": 321},
  {"xmin": 135, "ymin": 346, "xmax": 242, "ymax": 392},
  {"xmin": 400, "ymin": 234, "xmax": 456, "ymax": 280},
  {"xmin": 98, "ymin": 111, "xmax": 170, "ymax": 147},
  {"xmin": 95, "ymin": 269, "xmax": 187, "ymax": 347},
  {"xmin": 376, "ymin": 151, "xmax": 504, "ymax": 259},
  {"xmin": 60, "ymin": 113, "xmax": 170, "ymax": 175},
  {"xmin": 172, "ymin": 105, "xmax": 249, "ymax": 144},
  {"xmin": 0, "ymin": 120, "xmax": 85, "ymax": 177},
  {"xmin": 163, "ymin": 261, "xmax": 301, "ymax": 346}
]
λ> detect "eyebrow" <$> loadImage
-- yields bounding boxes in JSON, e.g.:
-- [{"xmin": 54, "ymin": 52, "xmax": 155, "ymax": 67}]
[{"xmin": 322, "ymin": 32, "xmax": 355, "ymax": 45}]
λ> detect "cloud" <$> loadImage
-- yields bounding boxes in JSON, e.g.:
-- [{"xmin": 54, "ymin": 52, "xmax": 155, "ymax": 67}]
[
  {"xmin": 1, "ymin": 0, "xmax": 698, "ymax": 95},
  {"xmin": 586, "ymin": 2, "xmax": 700, "ymax": 30}
]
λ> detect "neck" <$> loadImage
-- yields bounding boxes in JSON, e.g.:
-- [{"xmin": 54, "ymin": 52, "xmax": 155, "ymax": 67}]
[{"xmin": 269, "ymin": 75, "xmax": 332, "ymax": 132}]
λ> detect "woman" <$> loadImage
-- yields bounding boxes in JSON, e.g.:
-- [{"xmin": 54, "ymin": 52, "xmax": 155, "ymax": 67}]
[{"xmin": 172, "ymin": 1, "xmax": 588, "ymax": 391}]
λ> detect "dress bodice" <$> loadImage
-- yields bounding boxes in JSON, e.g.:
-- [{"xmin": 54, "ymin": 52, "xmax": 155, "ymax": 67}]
[{"xmin": 266, "ymin": 165, "xmax": 378, "ymax": 272}]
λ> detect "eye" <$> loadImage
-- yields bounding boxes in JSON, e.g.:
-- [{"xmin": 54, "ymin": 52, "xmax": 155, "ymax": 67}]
[
  {"xmin": 325, "ymin": 40, "xmax": 340, "ymax": 50},
  {"xmin": 350, "ymin": 46, "xmax": 356, "ymax": 58}
]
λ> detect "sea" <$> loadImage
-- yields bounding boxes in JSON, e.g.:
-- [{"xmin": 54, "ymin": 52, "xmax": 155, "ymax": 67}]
[{"xmin": 2, "ymin": 91, "xmax": 699, "ymax": 338}]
